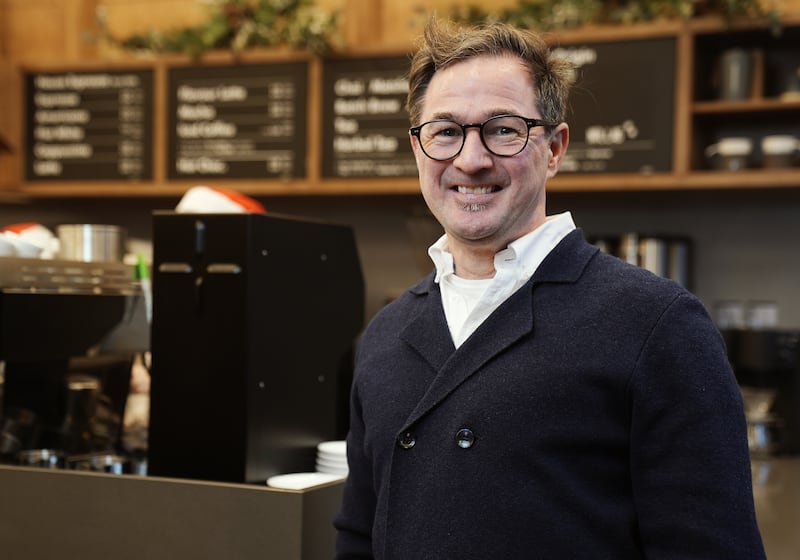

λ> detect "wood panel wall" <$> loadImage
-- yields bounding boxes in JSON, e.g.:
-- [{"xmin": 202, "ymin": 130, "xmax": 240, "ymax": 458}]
[
  {"xmin": 1, "ymin": 0, "xmax": 797, "ymax": 190},
  {"xmin": 3, "ymin": 0, "xmax": 799, "ymax": 61},
  {"xmin": 0, "ymin": 1, "xmax": 530, "ymax": 63}
]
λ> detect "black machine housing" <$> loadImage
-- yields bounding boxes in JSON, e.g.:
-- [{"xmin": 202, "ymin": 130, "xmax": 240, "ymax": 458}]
[{"xmin": 147, "ymin": 212, "xmax": 364, "ymax": 483}]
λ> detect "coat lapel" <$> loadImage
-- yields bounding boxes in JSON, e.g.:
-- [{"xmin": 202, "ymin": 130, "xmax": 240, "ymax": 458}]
[
  {"xmin": 398, "ymin": 281, "xmax": 455, "ymax": 372},
  {"xmin": 399, "ymin": 278, "xmax": 534, "ymax": 428},
  {"xmin": 397, "ymin": 229, "xmax": 598, "ymax": 429}
]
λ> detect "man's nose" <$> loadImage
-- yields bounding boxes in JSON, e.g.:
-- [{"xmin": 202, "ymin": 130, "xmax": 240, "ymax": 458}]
[{"xmin": 455, "ymin": 128, "xmax": 492, "ymax": 168}]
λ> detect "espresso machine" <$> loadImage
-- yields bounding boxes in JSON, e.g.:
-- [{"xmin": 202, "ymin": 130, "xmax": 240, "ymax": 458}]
[
  {"xmin": 0, "ymin": 258, "xmax": 147, "ymax": 464},
  {"xmin": 723, "ymin": 329, "xmax": 800, "ymax": 456},
  {"xmin": 147, "ymin": 212, "xmax": 364, "ymax": 484}
]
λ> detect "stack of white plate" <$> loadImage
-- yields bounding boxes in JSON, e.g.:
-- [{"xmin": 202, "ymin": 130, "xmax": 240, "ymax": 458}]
[{"xmin": 316, "ymin": 440, "xmax": 348, "ymax": 476}]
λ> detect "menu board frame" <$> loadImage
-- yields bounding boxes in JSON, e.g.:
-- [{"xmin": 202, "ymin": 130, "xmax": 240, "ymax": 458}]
[
  {"xmin": 553, "ymin": 36, "xmax": 677, "ymax": 174},
  {"xmin": 320, "ymin": 54, "xmax": 417, "ymax": 180},
  {"xmin": 165, "ymin": 60, "xmax": 310, "ymax": 181},
  {"xmin": 22, "ymin": 66, "xmax": 155, "ymax": 183}
]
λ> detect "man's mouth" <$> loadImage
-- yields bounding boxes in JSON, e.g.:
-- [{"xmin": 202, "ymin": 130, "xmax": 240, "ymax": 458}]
[{"xmin": 454, "ymin": 185, "xmax": 500, "ymax": 194}]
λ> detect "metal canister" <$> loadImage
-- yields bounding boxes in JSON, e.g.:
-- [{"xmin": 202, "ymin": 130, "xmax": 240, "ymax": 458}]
[{"xmin": 56, "ymin": 224, "xmax": 126, "ymax": 262}]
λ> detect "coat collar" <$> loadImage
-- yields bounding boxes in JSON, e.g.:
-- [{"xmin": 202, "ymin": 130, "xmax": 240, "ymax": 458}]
[{"xmin": 397, "ymin": 229, "xmax": 597, "ymax": 429}]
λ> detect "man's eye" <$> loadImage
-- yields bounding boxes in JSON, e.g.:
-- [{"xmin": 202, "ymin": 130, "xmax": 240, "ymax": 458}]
[
  {"xmin": 435, "ymin": 126, "xmax": 460, "ymax": 137},
  {"xmin": 488, "ymin": 125, "xmax": 515, "ymax": 137}
]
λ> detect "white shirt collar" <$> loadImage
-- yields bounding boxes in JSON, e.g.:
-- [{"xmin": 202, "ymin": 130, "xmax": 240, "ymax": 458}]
[{"xmin": 428, "ymin": 211, "xmax": 576, "ymax": 284}]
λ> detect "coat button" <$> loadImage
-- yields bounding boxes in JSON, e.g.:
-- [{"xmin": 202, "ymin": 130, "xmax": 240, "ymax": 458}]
[
  {"xmin": 398, "ymin": 431, "xmax": 416, "ymax": 449},
  {"xmin": 455, "ymin": 428, "xmax": 475, "ymax": 449}
]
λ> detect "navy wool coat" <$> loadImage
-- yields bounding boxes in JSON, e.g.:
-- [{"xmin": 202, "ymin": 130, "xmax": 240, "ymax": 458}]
[{"xmin": 334, "ymin": 229, "xmax": 765, "ymax": 559}]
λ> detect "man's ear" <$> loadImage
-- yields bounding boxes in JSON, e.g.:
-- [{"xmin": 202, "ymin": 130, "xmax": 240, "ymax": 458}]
[
  {"xmin": 546, "ymin": 123, "xmax": 570, "ymax": 178},
  {"xmin": 410, "ymin": 131, "xmax": 424, "ymax": 167}
]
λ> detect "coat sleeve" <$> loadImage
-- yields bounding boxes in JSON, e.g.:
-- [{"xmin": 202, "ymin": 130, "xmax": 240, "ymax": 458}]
[
  {"xmin": 333, "ymin": 373, "xmax": 376, "ymax": 559},
  {"xmin": 629, "ymin": 292, "xmax": 765, "ymax": 559}
]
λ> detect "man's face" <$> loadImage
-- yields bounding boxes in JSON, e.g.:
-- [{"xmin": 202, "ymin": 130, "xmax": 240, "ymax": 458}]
[{"xmin": 410, "ymin": 54, "xmax": 568, "ymax": 255}]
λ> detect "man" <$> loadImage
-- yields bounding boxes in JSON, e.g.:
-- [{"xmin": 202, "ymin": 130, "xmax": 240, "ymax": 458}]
[{"xmin": 334, "ymin": 18, "xmax": 765, "ymax": 559}]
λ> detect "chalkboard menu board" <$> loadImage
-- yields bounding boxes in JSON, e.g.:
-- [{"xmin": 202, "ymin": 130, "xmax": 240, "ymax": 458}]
[
  {"xmin": 554, "ymin": 38, "xmax": 676, "ymax": 174},
  {"xmin": 167, "ymin": 62, "xmax": 307, "ymax": 180},
  {"xmin": 24, "ymin": 69, "xmax": 153, "ymax": 181},
  {"xmin": 321, "ymin": 56, "xmax": 417, "ymax": 178}
]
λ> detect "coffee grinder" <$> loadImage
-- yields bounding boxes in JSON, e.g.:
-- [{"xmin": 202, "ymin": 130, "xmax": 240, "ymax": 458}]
[{"xmin": 723, "ymin": 329, "xmax": 800, "ymax": 456}]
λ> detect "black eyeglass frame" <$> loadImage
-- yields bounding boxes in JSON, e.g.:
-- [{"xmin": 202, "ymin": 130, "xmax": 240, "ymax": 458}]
[{"xmin": 409, "ymin": 114, "xmax": 559, "ymax": 161}]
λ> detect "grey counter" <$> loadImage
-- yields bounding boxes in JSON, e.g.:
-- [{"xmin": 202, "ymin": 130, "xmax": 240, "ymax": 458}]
[
  {"xmin": 0, "ymin": 458, "xmax": 796, "ymax": 558},
  {"xmin": 0, "ymin": 465, "xmax": 343, "ymax": 560},
  {"xmin": 753, "ymin": 457, "xmax": 800, "ymax": 560}
]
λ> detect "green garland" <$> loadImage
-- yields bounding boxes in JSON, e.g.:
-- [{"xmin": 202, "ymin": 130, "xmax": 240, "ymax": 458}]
[
  {"xmin": 450, "ymin": 0, "xmax": 778, "ymax": 30},
  {"xmin": 95, "ymin": 0, "xmax": 781, "ymax": 59},
  {"xmin": 96, "ymin": 0, "xmax": 340, "ymax": 58}
]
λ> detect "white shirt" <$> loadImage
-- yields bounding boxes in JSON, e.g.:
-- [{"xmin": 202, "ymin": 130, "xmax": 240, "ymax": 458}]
[{"xmin": 428, "ymin": 211, "xmax": 576, "ymax": 348}]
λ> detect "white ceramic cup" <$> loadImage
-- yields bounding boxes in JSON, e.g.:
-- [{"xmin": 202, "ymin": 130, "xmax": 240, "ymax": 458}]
[
  {"xmin": 705, "ymin": 137, "xmax": 753, "ymax": 171},
  {"xmin": 761, "ymin": 135, "xmax": 799, "ymax": 168}
]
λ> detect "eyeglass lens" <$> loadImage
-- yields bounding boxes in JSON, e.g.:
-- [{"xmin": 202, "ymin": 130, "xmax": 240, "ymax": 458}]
[{"xmin": 418, "ymin": 115, "xmax": 531, "ymax": 160}]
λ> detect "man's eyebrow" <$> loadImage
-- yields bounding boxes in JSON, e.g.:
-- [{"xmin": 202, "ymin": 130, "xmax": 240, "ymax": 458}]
[
  {"xmin": 428, "ymin": 109, "xmax": 522, "ymax": 122},
  {"xmin": 429, "ymin": 112, "xmax": 455, "ymax": 120}
]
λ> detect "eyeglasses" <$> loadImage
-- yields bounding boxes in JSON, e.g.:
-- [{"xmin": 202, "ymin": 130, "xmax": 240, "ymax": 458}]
[{"xmin": 409, "ymin": 114, "xmax": 557, "ymax": 161}]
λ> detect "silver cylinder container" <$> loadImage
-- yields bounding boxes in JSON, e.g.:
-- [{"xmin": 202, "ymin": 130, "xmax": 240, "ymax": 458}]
[{"xmin": 57, "ymin": 224, "xmax": 126, "ymax": 262}]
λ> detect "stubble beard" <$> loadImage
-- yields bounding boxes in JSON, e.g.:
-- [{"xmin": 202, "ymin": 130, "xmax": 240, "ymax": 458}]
[{"xmin": 460, "ymin": 202, "xmax": 487, "ymax": 212}]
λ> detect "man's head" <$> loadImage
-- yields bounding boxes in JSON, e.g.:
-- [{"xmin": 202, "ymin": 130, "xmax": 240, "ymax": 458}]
[
  {"xmin": 405, "ymin": 19, "xmax": 575, "ymax": 264},
  {"xmin": 406, "ymin": 19, "xmax": 574, "ymax": 128}
]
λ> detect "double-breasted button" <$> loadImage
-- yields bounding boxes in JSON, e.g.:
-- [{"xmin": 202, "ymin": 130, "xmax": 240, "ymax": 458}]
[
  {"xmin": 455, "ymin": 428, "xmax": 475, "ymax": 449},
  {"xmin": 398, "ymin": 431, "xmax": 416, "ymax": 449}
]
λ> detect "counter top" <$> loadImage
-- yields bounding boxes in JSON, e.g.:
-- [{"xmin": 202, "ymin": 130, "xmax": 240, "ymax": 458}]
[
  {"xmin": 0, "ymin": 457, "xmax": 796, "ymax": 558},
  {"xmin": 752, "ymin": 457, "xmax": 800, "ymax": 560},
  {"xmin": 0, "ymin": 465, "xmax": 344, "ymax": 560}
]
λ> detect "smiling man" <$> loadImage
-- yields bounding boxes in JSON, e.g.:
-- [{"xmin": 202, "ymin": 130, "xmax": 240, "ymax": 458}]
[{"xmin": 334, "ymin": 18, "xmax": 765, "ymax": 560}]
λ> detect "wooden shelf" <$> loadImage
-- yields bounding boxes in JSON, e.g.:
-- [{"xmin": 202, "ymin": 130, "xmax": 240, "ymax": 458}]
[
  {"xmin": 13, "ymin": 168, "xmax": 799, "ymax": 199},
  {"xmin": 550, "ymin": 169, "xmax": 800, "ymax": 192},
  {"xmin": 682, "ymin": 169, "xmax": 800, "ymax": 189},
  {"xmin": 693, "ymin": 97, "xmax": 800, "ymax": 114}
]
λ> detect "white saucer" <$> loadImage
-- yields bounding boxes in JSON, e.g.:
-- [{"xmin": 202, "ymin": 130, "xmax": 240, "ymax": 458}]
[{"xmin": 266, "ymin": 472, "xmax": 345, "ymax": 490}]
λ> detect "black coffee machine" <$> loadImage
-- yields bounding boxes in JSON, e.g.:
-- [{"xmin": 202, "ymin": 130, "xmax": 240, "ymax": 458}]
[
  {"xmin": 0, "ymin": 258, "xmax": 148, "ymax": 462},
  {"xmin": 147, "ymin": 212, "xmax": 364, "ymax": 484},
  {"xmin": 723, "ymin": 329, "xmax": 800, "ymax": 456}
]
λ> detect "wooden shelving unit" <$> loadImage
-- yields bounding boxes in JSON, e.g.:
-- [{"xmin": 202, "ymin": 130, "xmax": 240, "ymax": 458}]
[{"xmin": 7, "ymin": 16, "xmax": 800, "ymax": 198}]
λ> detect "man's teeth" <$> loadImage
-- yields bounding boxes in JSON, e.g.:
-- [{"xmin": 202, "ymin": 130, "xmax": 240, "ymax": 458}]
[{"xmin": 456, "ymin": 185, "xmax": 494, "ymax": 194}]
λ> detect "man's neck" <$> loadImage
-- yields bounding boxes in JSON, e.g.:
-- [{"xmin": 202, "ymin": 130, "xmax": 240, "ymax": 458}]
[{"xmin": 449, "ymin": 244, "xmax": 499, "ymax": 280}]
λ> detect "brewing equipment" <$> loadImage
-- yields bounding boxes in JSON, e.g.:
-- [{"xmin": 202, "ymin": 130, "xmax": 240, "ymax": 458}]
[
  {"xmin": 0, "ymin": 257, "xmax": 147, "ymax": 459},
  {"xmin": 723, "ymin": 329, "xmax": 800, "ymax": 455},
  {"xmin": 147, "ymin": 212, "xmax": 364, "ymax": 484}
]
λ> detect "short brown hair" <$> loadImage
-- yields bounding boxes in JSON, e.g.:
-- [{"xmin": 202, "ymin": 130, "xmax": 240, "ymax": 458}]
[{"xmin": 406, "ymin": 18, "xmax": 574, "ymax": 127}]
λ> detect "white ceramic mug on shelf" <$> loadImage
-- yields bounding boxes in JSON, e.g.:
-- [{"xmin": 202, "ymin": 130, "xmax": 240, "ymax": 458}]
[
  {"xmin": 705, "ymin": 137, "xmax": 753, "ymax": 171},
  {"xmin": 761, "ymin": 135, "xmax": 799, "ymax": 169}
]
